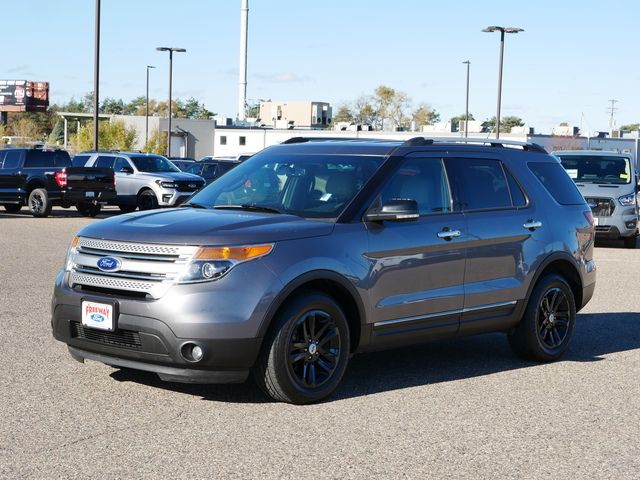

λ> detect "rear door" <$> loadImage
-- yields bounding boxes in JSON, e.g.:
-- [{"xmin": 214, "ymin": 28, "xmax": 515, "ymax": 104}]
[
  {"xmin": 366, "ymin": 154, "xmax": 466, "ymax": 346},
  {"xmin": 0, "ymin": 150, "xmax": 24, "ymax": 202},
  {"xmin": 446, "ymin": 154, "xmax": 548, "ymax": 335}
]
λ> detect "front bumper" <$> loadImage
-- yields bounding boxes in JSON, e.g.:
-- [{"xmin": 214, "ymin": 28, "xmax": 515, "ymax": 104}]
[{"xmin": 156, "ymin": 187, "xmax": 198, "ymax": 207}]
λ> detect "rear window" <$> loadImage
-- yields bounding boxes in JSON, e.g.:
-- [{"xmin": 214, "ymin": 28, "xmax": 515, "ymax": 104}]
[
  {"xmin": 24, "ymin": 150, "xmax": 71, "ymax": 168},
  {"xmin": 528, "ymin": 162, "xmax": 585, "ymax": 205}
]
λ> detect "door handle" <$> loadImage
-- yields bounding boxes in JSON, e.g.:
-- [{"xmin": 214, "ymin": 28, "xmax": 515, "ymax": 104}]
[
  {"xmin": 437, "ymin": 229, "xmax": 461, "ymax": 240},
  {"xmin": 523, "ymin": 220, "xmax": 542, "ymax": 231}
]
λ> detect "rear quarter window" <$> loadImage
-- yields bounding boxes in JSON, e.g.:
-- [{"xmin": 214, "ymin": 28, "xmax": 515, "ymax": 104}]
[
  {"xmin": 528, "ymin": 161, "xmax": 585, "ymax": 205},
  {"xmin": 72, "ymin": 155, "xmax": 91, "ymax": 167},
  {"xmin": 24, "ymin": 150, "xmax": 71, "ymax": 168}
]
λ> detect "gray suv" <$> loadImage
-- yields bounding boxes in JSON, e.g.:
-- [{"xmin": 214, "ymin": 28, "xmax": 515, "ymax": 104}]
[
  {"xmin": 76, "ymin": 151, "xmax": 205, "ymax": 212},
  {"xmin": 52, "ymin": 138, "xmax": 596, "ymax": 404}
]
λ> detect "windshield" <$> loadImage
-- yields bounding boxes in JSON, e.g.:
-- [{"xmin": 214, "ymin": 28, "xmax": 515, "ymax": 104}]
[
  {"xmin": 186, "ymin": 151, "xmax": 384, "ymax": 218},
  {"xmin": 557, "ymin": 154, "xmax": 632, "ymax": 185},
  {"xmin": 130, "ymin": 155, "xmax": 180, "ymax": 173}
]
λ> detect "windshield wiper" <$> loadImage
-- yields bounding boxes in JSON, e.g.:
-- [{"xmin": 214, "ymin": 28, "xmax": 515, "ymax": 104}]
[
  {"xmin": 181, "ymin": 202, "xmax": 209, "ymax": 209},
  {"xmin": 213, "ymin": 204, "xmax": 282, "ymax": 214}
]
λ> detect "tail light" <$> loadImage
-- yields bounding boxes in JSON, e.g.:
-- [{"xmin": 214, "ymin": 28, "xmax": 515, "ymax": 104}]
[
  {"xmin": 54, "ymin": 170, "xmax": 68, "ymax": 188},
  {"xmin": 583, "ymin": 210, "xmax": 594, "ymax": 226},
  {"xmin": 113, "ymin": 171, "xmax": 116, "ymax": 188}
]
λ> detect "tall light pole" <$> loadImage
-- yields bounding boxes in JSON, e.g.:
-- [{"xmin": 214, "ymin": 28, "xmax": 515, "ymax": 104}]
[
  {"xmin": 462, "ymin": 60, "xmax": 470, "ymax": 138},
  {"xmin": 156, "ymin": 47, "xmax": 186, "ymax": 157},
  {"xmin": 482, "ymin": 26, "xmax": 523, "ymax": 139},
  {"xmin": 93, "ymin": 0, "xmax": 101, "ymax": 150},
  {"xmin": 145, "ymin": 65, "xmax": 155, "ymax": 148}
]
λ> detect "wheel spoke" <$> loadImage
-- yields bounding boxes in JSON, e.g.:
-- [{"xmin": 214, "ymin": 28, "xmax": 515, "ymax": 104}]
[
  {"xmin": 314, "ymin": 321, "xmax": 330, "ymax": 341},
  {"xmin": 550, "ymin": 290, "xmax": 562, "ymax": 311},
  {"xmin": 290, "ymin": 352, "xmax": 307, "ymax": 364},
  {"xmin": 291, "ymin": 342, "xmax": 307, "ymax": 350},
  {"xmin": 308, "ymin": 314, "xmax": 317, "ymax": 339},
  {"xmin": 317, "ymin": 357, "xmax": 334, "ymax": 373},
  {"xmin": 318, "ymin": 327, "xmax": 338, "ymax": 346},
  {"xmin": 309, "ymin": 363, "xmax": 316, "ymax": 386},
  {"xmin": 302, "ymin": 320, "xmax": 310, "ymax": 342}
]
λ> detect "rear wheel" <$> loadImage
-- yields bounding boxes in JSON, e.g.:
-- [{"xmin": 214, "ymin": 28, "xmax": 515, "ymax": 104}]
[
  {"xmin": 253, "ymin": 291, "xmax": 350, "ymax": 404},
  {"xmin": 508, "ymin": 274, "xmax": 576, "ymax": 362},
  {"xmin": 76, "ymin": 202, "xmax": 101, "ymax": 217},
  {"xmin": 137, "ymin": 190, "xmax": 158, "ymax": 211},
  {"xmin": 623, "ymin": 236, "xmax": 637, "ymax": 249},
  {"xmin": 28, "ymin": 188, "xmax": 52, "ymax": 217},
  {"xmin": 3, "ymin": 204, "xmax": 22, "ymax": 213}
]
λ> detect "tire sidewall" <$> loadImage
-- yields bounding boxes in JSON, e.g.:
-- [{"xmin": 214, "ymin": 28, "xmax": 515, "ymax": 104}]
[
  {"xmin": 138, "ymin": 190, "xmax": 158, "ymax": 211},
  {"xmin": 528, "ymin": 275, "xmax": 576, "ymax": 360},
  {"xmin": 28, "ymin": 188, "xmax": 51, "ymax": 217},
  {"xmin": 270, "ymin": 292, "xmax": 350, "ymax": 404}
]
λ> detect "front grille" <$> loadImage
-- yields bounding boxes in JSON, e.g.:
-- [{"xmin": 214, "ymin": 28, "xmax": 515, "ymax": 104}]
[
  {"xmin": 70, "ymin": 238, "xmax": 198, "ymax": 298},
  {"xmin": 595, "ymin": 226, "xmax": 612, "ymax": 233},
  {"xmin": 585, "ymin": 197, "xmax": 615, "ymax": 217},
  {"xmin": 175, "ymin": 181, "xmax": 204, "ymax": 192},
  {"xmin": 71, "ymin": 321, "xmax": 142, "ymax": 349}
]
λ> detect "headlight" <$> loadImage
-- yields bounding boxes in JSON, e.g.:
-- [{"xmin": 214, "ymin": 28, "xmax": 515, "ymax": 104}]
[
  {"xmin": 157, "ymin": 180, "xmax": 177, "ymax": 189},
  {"xmin": 64, "ymin": 236, "xmax": 79, "ymax": 272},
  {"xmin": 175, "ymin": 244, "xmax": 274, "ymax": 283},
  {"xmin": 619, "ymin": 193, "xmax": 637, "ymax": 206}
]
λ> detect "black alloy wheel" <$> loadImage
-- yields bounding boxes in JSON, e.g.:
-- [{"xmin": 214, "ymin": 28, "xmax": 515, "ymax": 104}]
[
  {"xmin": 287, "ymin": 309, "xmax": 341, "ymax": 389},
  {"xmin": 138, "ymin": 190, "xmax": 159, "ymax": 211},
  {"xmin": 28, "ymin": 188, "xmax": 52, "ymax": 217},
  {"xmin": 508, "ymin": 274, "xmax": 576, "ymax": 362},
  {"xmin": 536, "ymin": 287, "xmax": 570, "ymax": 349},
  {"xmin": 253, "ymin": 291, "xmax": 350, "ymax": 404}
]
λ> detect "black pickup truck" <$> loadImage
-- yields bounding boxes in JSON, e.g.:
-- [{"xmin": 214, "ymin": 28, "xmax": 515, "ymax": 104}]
[{"xmin": 0, "ymin": 148, "xmax": 116, "ymax": 217}]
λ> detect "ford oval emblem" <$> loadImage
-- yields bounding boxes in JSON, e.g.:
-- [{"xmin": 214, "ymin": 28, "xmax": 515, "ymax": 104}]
[
  {"xmin": 91, "ymin": 313, "xmax": 106, "ymax": 323},
  {"xmin": 188, "ymin": 183, "xmax": 197, "ymax": 188},
  {"xmin": 97, "ymin": 256, "xmax": 122, "ymax": 272}
]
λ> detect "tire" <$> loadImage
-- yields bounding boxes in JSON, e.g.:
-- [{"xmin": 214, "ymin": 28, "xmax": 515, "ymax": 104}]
[
  {"xmin": 118, "ymin": 204, "xmax": 137, "ymax": 214},
  {"xmin": 508, "ymin": 274, "xmax": 576, "ymax": 362},
  {"xmin": 137, "ymin": 190, "xmax": 158, "ymax": 211},
  {"xmin": 3, "ymin": 204, "xmax": 22, "ymax": 213},
  {"xmin": 623, "ymin": 236, "xmax": 637, "ymax": 249},
  {"xmin": 76, "ymin": 202, "xmax": 101, "ymax": 217},
  {"xmin": 28, "ymin": 188, "xmax": 52, "ymax": 217},
  {"xmin": 253, "ymin": 291, "xmax": 350, "ymax": 404}
]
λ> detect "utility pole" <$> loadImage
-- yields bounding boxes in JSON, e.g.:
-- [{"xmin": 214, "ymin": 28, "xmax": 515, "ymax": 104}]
[
  {"xmin": 462, "ymin": 60, "xmax": 470, "ymax": 137},
  {"xmin": 93, "ymin": 0, "xmax": 101, "ymax": 150},
  {"xmin": 607, "ymin": 99, "xmax": 619, "ymax": 131}
]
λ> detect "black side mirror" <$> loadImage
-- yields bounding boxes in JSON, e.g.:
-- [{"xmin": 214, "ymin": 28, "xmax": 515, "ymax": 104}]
[
  {"xmin": 365, "ymin": 198, "xmax": 420, "ymax": 222},
  {"xmin": 120, "ymin": 166, "xmax": 133, "ymax": 174}
]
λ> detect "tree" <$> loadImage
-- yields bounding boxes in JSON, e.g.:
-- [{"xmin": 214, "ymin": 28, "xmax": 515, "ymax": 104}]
[
  {"xmin": 482, "ymin": 115, "xmax": 524, "ymax": 133},
  {"xmin": 125, "ymin": 96, "xmax": 146, "ymax": 115},
  {"xmin": 100, "ymin": 97, "xmax": 126, "ymax": 115},
  {"xmin": 621, "ymin": 123, "xmax": 640, "ymax": 132},
  {"xmin": 450, "ymin": 113, "xmax": 475, "ymax": 131},
  {"xmin": 352, "ymin": 96, "xmax": 377, "ymax": 126},
  {"xmin": 48, "ymin": 120, "xmax": 65, "ymax": 145},
  {"xmin": 412, "ymin": 103, "xmax": 441, "ymax": 127},
  {"xmin": 333, "ymin": 104, "xmax": 354, "ymax": 123},
  {"xmin": 75, "ymin": 120, "xmax": 137, "ymax": 151},
  {"xmin": 11, "ymin": 117, "xmax": 42, "ymax": 144},
  {"xmin": 143, "ymin": 128, "xmax": 167, "ymax": 154}
]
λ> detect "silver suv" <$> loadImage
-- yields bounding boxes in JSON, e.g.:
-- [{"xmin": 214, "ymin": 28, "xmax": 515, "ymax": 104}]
[
  {"xmin": 76, "ymin": 151, "xmax": 205, "ymax": 212},
  {"xmin": 53, "ymin": 138, "xmax": 596, "ymax": 404}
]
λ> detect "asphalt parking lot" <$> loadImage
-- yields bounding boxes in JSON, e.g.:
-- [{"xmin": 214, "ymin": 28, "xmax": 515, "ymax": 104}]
[{"xmin": 1, "ymin": 207, "xmax": 639, "ymax": 479}]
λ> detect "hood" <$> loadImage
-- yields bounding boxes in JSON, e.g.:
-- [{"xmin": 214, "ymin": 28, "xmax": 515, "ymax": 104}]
[
  {"xmin": 137, "ymin": 171, "xmax": 204, "ymax": 182},
  {"xmin": 574, "ymin": 182, "xmax": 635, "ymax": 198},
  {"xmin": 78, "ymin": 208, "xmax": 335, "ymax": 245}
]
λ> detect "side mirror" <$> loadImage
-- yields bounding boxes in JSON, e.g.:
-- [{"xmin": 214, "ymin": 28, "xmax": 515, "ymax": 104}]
[
  {"xmin": 120, "ymin": 166, "xmax": 134, "ymax": 174},
  {"xmin": 365, "ymin": 198, "xmax": 420, "ymax": 222}
]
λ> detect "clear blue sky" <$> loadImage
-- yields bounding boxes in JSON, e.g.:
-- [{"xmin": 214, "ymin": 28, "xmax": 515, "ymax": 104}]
[{"xmin": 4, "ymin": 0, "xmax": 639, "ymax": 133}]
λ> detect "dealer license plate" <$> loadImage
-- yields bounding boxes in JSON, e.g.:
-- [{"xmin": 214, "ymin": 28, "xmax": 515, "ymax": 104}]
[
  {"xmin": 81, "ymin": 301, "xmax": 114, "ymax": 331},
  {"xmin": 594, "ymin": 217, "xmax": 599, "ymax": 226},
  {"xmin": 85, "ymin": 191, "xmax": 95, "ymax": 198}
]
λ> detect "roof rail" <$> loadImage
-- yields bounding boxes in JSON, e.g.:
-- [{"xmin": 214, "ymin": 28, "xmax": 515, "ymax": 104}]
[
  {"xmin": 401, "ymin": 136, "xmax": 547, "ymax": 153},
  {"xmin": 281, "ymin": 136, "xmax": 391, "ymax": 144}
]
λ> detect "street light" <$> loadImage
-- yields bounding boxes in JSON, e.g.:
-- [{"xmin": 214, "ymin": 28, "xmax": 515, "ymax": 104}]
[
  {"xmin": 482, "ymin": 26, "xmax": 524, "ymax": 139},
  {"xmin": 462, "ymin": 60, "xmax": 470, "ymax": 138},
  {"xmin": 156, "ymin": 47, "xmax": 186, "ymax": 157},
  {"xmin": 145, "ymin": 65, "xmax": 155, "ymax": 148}
]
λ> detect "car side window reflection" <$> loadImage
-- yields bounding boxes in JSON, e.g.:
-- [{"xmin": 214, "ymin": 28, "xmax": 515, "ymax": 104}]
[{"xmin": 379, "ymin": 157, "xmax": 453, "ymax": 215}]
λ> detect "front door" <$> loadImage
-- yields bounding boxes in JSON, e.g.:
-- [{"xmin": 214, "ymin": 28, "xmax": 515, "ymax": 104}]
[{"xmin": 365, "ymin": 154, "xmax": 466, "ymax": 347}]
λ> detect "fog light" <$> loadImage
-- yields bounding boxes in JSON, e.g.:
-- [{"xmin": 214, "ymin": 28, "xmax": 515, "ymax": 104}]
[
  {"xmin": 625, "ymin": 221, "xmax": 637, "ymax": 230},
  {"xmin": 191, "ymin": 345, "xmax": 203, "ymax": 362},
  {"xmin": 162, "ymin": 194, "xmax": 172, "ymax": 202}
]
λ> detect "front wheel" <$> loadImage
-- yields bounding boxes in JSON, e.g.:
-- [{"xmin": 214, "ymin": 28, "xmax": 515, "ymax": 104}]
[
  {"xmin": 28, "ymin": 188, "xmax": 52, "ymax": 217},
  {"xmin": 253, "ymin": 291, "xmax": 350, "ymax": 404},
  {"xmin": 137, "ymin": 190, "xmax": 158, "ymax": 211},
  {"xmin": 508, "ymin": 274, "xmax": 576, "ymax": 362},
  {"xmin": 3, "ymin": 204, "xmax": 22, "ymax": 213},
  {"xmin": 623, "ymin": 236, "xmax": 637, "ymax": 249}
]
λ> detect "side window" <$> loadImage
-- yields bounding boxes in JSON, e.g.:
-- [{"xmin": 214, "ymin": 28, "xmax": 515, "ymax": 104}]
[
  {"xmin": 3, "ymin": 151, "xmax": 21, "ymax": 169},
  {"xmin": 528, "ymin": 162, "xmax": 585, "ymax": 205},
  {"xmin": 24, "ymin": 151, "xmax": 54, "ymax": 168},
  {"xmin": 54, "ymin": 152, "xmax": 71, "ymax": 167},
  {"xmin": 220, "ymin": 136, "xmax": 227, "ymax": 146},
  {"xmin": 113, "ymin": 158, "xmax": 131, "ymax": 172},
  {"xmin": 72, "ymin": 155, "xmax": 90, "ymax": 167},
  {"xmin": 202, "ymin": 164, "xmax": 218, "ymax": 179},
  {"xmin": 95, "ymin": 156, "xmax": 115, "ymax": 168},
  {"xmin": 450, "ymin": 158, "xmax": 512, "ymax": 210},
  {"xmin": 186, "ymin": 163, "xmax": 202, "ymax": 175},
  {"xmin": 379, "ymin": 157, "xmax": 453, "ymax": 215},
  {"xmin": 0, "ymin": 151, "xmax": 6, "ymax": 168},
  {"xmin": 239, "ymin": 136, "xmax": 246, "ymax": 146},
  {"xmin": 505, "ymin": 167, "xmax": 527, "ymax": 207}
]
